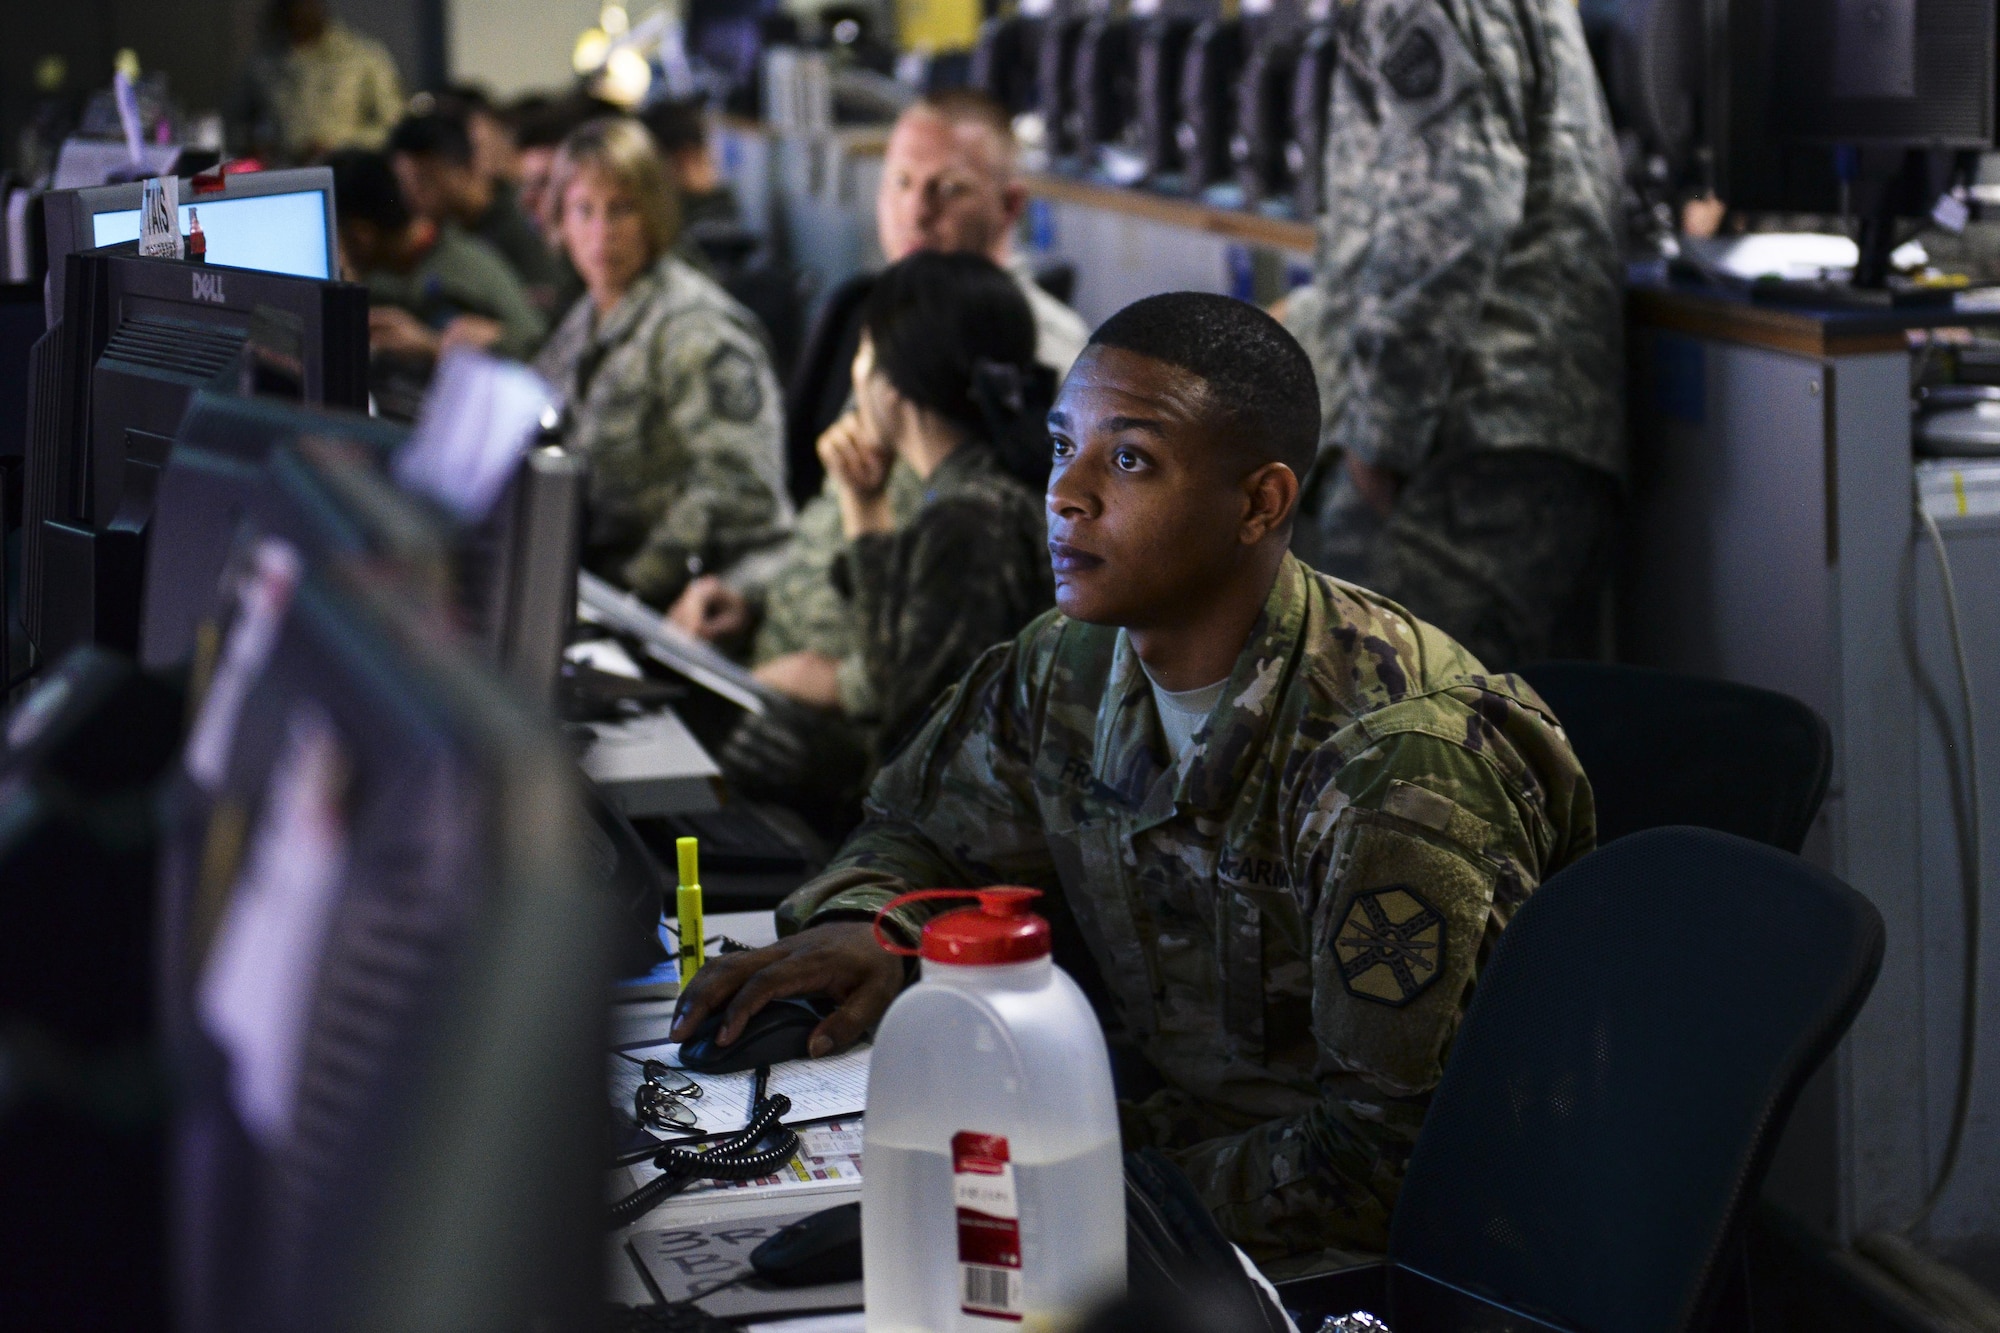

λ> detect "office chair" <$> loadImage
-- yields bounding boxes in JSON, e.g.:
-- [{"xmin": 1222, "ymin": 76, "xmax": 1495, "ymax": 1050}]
[
  {"xmin": 1519, "ymin": 661, "xmax": 1833, "ymax": 854},
  {"xmin": 782, "ymin": 272, "xmax": 878, "ymax": 506},
  {"xmin": 1279, "ymin": 827, "xmax": 1885, "ymax": 1332}
]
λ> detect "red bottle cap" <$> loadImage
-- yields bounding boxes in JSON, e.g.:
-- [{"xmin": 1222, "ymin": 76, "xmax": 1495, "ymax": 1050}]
[{"xmin": 872, "ymin": 887, "xmax": 1050, "ymax": 965}]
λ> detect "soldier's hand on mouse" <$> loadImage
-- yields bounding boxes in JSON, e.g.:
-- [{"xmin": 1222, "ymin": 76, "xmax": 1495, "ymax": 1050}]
[{"xmin": 669, "ymin": 922, "xmax": 907, "ymax": 1058}]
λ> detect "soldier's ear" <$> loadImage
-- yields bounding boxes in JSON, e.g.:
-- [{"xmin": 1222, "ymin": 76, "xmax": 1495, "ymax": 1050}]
[{"xmin": 1239, "ymin": 461, "xmax": 1298, "ymax": 545}]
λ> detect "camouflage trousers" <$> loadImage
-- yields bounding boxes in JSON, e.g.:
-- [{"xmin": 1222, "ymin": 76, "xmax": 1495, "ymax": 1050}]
[
  {"xmin": 1296, "ymin": 449, "xmax": 1620, "ymax": 672},
  {"xmin": 1119, "ymin": 1086, "xmax": 1398, "ymax": 1278}
]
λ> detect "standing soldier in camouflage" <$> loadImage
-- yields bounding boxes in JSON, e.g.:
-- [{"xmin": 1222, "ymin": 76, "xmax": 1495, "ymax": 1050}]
[
  {"xmin": 670, "ymin": 295, "xmax": 1595, "ymax": 1272},
  {"xmin": 535, "ymin": 118, "xmax": 791, "ymax": 606},
  {"xmin": 1291, "ymin": 0, "xmax": 1625, "ymax": 670}
]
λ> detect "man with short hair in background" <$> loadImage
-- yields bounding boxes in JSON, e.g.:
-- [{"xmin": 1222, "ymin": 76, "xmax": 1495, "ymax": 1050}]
[
  {"xmin": 325, "ymin": 149, "xmax": 546, "ymax": 419},
  {"xmin": 669, "ymin": 92, "xmax": 1089, "ymax": 774},
  {"xmin": 388, "ymin": 104, "xmax": 569, "ymax": 317}
]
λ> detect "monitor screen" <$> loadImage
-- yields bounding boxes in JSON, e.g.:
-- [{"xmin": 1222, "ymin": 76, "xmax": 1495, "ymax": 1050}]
[{"xmin": 91, "ymin": 190, "xmax": 331, "ymax": 280}]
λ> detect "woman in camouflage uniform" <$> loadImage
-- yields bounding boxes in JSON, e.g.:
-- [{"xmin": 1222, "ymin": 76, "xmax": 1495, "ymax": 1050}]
[
  {"xmin": 723, "ymin": 252, "xmax": 1055, "ymax": 805},
  {"xmin": 533, "ymin": 118, "xmax": 791, "ymax": 606}
]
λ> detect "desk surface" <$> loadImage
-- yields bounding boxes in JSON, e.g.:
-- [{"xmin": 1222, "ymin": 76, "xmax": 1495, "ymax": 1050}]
[
  {"xmin": 1022, "ymin": 171, "xmax": 1318, "ymax": 255},
  {"xmin": 1628, "ymin": 279, "xmax": 2000, "ymax": 358}
]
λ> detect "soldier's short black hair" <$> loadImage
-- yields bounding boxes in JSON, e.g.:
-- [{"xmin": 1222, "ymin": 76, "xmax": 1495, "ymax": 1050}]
[
  {"xmin": 325, "ymin": 149, "xmax": 410, "ymax": 233},
  {"xmin": 1087, "ymin": 292, "xmax": 1320, "ymax": 481},
  {"xmin": 642, "ymin": 98, "xmax": 708, "ymax": 157},
  {"xmin": 387, "ymin": 109, "xmax": 474, "ymax": 166},
  {"xmin": 512, "ymin": 94, "xmax": 621, "ymax": 151}
]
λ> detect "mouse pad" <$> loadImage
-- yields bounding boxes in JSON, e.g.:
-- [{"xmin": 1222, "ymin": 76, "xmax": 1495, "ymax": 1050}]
[{"xmin": 628, "ymin": 1208, "xmax": 865, "ymax": 1318}]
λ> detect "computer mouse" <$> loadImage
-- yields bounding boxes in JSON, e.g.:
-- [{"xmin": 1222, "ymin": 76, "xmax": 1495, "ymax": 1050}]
[
  {"xmin": 750, "ymin": 1201, "xmax": 862, "ymax": 1287},
  {"xmin": 677, "ymin": 996, "xmax": 831, "ymax": 1074}
]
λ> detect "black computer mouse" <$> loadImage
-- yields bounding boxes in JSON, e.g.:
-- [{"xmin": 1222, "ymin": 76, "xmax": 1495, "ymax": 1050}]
[
  {"xmin": 750, "ymin": 1201, "xmax": 862, "ymax": 1287},
  {"xmin": 677, "ymin": 996, "xmax": 831, "ymax": 1074}
]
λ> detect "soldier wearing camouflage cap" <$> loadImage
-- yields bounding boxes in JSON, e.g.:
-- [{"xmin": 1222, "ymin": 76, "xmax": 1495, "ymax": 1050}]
[
  {"xmin": 534, "ymin": 117, "xmax": 791, "ymax": 606},
  {"xmin": 671, "ymin": 294, "xmax": 1596, "ymax": 1272},
  {"xmin": 1289, "ymin": 0, "xmax": 1625, "ymax": 670}
]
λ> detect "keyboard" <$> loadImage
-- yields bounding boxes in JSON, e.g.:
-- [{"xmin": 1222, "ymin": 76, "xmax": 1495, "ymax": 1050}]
[{"xmin": 651, "ymin": 804, "xmax": 816, "ymax": 873}]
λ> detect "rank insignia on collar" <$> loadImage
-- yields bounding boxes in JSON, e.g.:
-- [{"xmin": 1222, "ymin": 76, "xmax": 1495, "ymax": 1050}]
[{"xmin": 1334, "ymin": 886, "xmax": 1444, "ymax": 1007}]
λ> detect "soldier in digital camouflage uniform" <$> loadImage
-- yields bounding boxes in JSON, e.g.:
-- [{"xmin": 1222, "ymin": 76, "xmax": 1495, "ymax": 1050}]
[
  {"xmin": 534, "ymin": 119, "xmax": 791, "ymax": 607},
  {"xmin": 1291, "ymin": 0, "xmax": 1625, "ymax": 670},
  {"xmin": 673, "ymin": 294, "xmax": 1594, "ymax": 1274}
]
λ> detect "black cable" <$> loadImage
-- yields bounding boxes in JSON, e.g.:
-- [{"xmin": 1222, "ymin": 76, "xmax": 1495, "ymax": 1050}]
[{"xmin": 608, "ymin": 1094, "xmax": 800, "ymax": 1229}]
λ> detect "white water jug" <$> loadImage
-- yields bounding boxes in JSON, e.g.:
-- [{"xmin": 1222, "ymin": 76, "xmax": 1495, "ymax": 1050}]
[{"xmin": 862, "ymin": 887, "xmax": 1125, "ymax": 1332}]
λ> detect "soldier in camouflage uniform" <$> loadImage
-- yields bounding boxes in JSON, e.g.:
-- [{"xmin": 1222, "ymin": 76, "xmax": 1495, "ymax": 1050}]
[
  {"xmin": 673, "ymin": 294, "xmax": 1594, "ymax": 1272},
  {"xmin": 719, "ymin": 253, "xmax": 1054, "ymax": 804},
  {"xmin": 533, "ymin": 118, "xmax": 791, "ymax": 606},
  {"xmin": 1293, "ymin": 0, "xmax": 1625, "ymax": 669}
]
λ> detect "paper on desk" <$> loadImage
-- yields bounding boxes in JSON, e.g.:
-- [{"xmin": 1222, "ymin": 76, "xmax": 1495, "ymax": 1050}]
[
  {"xmin": 627, "ymin": 1205, "xmax": 863, "ymax": 1318},
  {"xmin": 621, "ymin": 1119, "xmax": 865, "ymax": 1207},
  {"xmin": 611, "ymin": 1042, "xmax": 870, "ymax": 1142}
]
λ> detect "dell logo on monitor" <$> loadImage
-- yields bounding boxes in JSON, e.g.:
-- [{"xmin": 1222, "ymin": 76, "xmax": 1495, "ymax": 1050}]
[{"xmin": 191, "ymin": 271, "xmax": 226, "ymax": 304}]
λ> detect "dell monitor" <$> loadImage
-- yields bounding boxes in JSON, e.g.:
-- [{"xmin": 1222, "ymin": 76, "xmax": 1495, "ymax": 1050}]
[
  {"xmin": 41, "ymin": 166, "xmax": 337, "ymax": 323},
  {"xmin": 20, "ymin": 245, "xmax": 367, "ymax": 668}
]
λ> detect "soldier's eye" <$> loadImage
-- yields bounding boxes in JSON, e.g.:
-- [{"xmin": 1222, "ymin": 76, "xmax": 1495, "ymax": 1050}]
[
  {"xmin": 1050, "ymin": 437, "xmax": 1074, "ymax": 457},
  {"xmin": 1114, "ymin": 448, "xmax": 1146, "ymax": 472}
]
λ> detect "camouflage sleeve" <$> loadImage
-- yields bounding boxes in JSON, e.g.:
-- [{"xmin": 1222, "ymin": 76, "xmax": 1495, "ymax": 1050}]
[
  {"xmin": 1313, "ymin": 0, "xmax": 1529, "ymax": 475},
  {"xmin": 838, "ymin": 496, "xmax": 1054, "ymax": 760},
  {"xmin": 775, "ymin": 621, "xmax": 1066, "ymax": 945},
  {"xmin": 619, "ymin": 314, "xmax": 791, "ymax": 603},
  {"xmin": 1140, "ymin": 727, "xmax": 1554, "ymax": 1260}
]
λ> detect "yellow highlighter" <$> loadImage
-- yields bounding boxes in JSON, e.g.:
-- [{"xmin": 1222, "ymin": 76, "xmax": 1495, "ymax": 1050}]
[{"xmin": 676, "ymin": 836, "xmax": 705, "ymax": 984}]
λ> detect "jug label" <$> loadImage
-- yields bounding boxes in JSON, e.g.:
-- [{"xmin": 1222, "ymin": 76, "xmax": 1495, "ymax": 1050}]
[{"xmin": 952, "ymin": 1131, "xmax": 1022, "ymax": 1321}]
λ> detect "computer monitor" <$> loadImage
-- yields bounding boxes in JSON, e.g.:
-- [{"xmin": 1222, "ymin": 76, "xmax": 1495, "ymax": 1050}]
[
  {"xmin": 158, "ymin": 548, "xmax": 610, "ymax": 1333},
  {"xmin": 20, "ymin": 245, "xmax": 367, "ymax": 666},
  {"xmin": 41, "ymin": 167, "xmax": 337, "ymax": 323},
  {"xmin": 1628, "ymin": 0, "xmax": 1997, "ymax": 286},
  {"xmin": 390, "ymin": 350, "xmax": 575, "ymax": 706},
  {"xmin": 140, "ymin": 393, "xmax": 408, "ymax": 672}
]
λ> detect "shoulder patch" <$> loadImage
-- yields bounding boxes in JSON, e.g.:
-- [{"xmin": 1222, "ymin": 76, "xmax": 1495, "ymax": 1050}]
[
  {"xmin": 1381, "ymin": 25, "xmax": 1442, "ymax": 100},
  {"xmin": 704, "ymin": 344, "xmax": 764, "ymax": 423},
  {"xmin": 1334, "ymin": 885, "xmax": 1444, "ymax": 1006},
  {"xmin": 1363, "ymin": 0, "xmax": 1480, "ymax": 128}
]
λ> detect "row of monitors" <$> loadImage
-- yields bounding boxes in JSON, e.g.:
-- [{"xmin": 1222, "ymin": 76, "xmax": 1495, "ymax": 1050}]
[{"xmin": 2, "ymin": 247, "xmax": 611, "ymax": 1329}]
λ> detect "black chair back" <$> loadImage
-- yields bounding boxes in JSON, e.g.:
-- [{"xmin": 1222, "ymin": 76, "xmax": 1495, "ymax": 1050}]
[
  {"xmin": 1520, "ymin": 661, "xmax": 1832, "ymax": 854},
  {"xmin": 782, "ymin": 272, "xmax": 877, "ymax": 506},
  {"xmin": 1389, "ymin": 827, "xmax": 1884, "ymax": 1333}
]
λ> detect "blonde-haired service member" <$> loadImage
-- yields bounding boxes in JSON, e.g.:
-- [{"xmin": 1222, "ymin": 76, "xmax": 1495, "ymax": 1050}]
[{"xmin": 534, "ymin": 117, "xmax": 793, "ymax": 605}]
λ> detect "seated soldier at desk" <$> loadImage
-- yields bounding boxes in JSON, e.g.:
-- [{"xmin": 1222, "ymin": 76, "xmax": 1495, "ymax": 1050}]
[
  {"xmin": 716, "ymin": 251, "xmax": 1057, "ymax": 816},
  {"xmin": 326, "ymin": 148, "xmax": 548, "ymax": 419},
  {"xmin": 670, "ymin": 294, "xmax": 1596, "ymax": 1273},
  {"xmin": 534, "ymin": 117, "xmax": 792, "ymax": 606}
]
